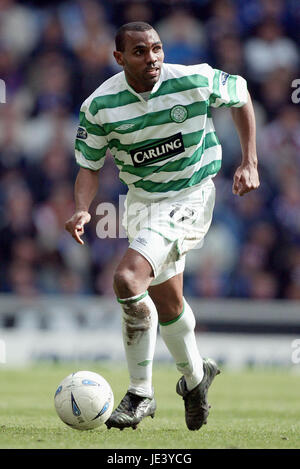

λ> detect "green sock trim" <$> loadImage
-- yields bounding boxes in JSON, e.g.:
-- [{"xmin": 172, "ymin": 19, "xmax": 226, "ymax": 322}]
[
  {"xmin": 138, "ymin": 359, "xmax": 152, "ymax": 367},
  {"xmin": 176, "ymin": 362, "xmax": 189, "ymax": 368},
  {"xmin": 117, "ymin": 291, "xmax": 148, "ymax": 304},
  {"xmin": 159, "ymin": 301, "xmax": 185, "ymax": 326}
]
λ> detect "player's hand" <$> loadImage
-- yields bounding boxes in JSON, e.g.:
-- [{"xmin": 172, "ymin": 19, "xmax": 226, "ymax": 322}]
[
  {"xmin": 65, "ymin": 211, "xmax": 91, "ymax": 245},
  {"xmin": 232, "ymin": 163, "xmax": 260, "ymax": 196}
]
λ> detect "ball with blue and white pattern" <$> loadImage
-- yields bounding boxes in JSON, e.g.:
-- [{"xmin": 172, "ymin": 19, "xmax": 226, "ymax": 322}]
[{"xmin": 54, "ymin": 371, "xmax": 114, "ymax": 430}]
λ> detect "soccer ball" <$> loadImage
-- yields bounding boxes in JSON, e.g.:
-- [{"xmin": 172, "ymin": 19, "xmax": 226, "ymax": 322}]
[{"xmin": 54, "ymin": 370, "xmax": 114, "ymax": 430}]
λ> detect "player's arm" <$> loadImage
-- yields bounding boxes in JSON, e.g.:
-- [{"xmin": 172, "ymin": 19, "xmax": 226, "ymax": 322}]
[
  {"xmin": 230, "ymin": 91, "xmax": 260, "ymax": 196},
  {"xmin": 65, "ymin": 167, "xmax": 100, "ymax": 245}
]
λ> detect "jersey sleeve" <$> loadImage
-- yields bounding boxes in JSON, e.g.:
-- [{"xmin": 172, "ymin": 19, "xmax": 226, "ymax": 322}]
[
  {"xmin": 75, "ymin": 100, "xmax": 109, "ymax": 171},
  {"xmin": 208, "ymin": 67, "xmax": 248, "ymax": 108}
]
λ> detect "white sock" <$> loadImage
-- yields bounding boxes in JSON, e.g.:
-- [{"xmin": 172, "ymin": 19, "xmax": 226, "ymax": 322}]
[
  {"xmin": 159, "ymin": 298, "xmax": 204, "ymax": 391},
  {"xmin": 118, "ymin": 291, "xmax": 158, "ymax": 398}
]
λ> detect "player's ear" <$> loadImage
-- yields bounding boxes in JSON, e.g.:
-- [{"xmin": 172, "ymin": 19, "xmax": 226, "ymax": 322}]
[{"xmin": 113, "ymin": 51, "xmax": 124, "ymax": 67}]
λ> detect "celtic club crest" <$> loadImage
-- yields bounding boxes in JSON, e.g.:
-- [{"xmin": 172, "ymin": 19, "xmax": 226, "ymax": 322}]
[{"xmin": 170, "ymin": 105, "xmax": 188, "ymax": 123}]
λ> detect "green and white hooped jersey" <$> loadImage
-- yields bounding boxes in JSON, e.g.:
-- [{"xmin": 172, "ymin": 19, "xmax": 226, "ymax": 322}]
[{"xmin": 75, "ymin": 63, "xmax": 248, "ymax": 200}]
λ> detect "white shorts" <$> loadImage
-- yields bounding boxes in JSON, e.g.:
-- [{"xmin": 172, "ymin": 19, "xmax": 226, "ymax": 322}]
[
  {"xmin": 123, "ymin": 178, "xmax": 216, "ymax": 286},
  {"xmin": 130, "ymin": 228, "xmax": 186, "ymax": 285}
]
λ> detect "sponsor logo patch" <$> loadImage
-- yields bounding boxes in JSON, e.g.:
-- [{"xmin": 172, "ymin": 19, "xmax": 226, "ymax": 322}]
[
  {"xmin": 76, "ymin": 127, "xmax": 88, "ymax": 139},
  {"xmin": 130, "ymin": 132, "xmax": 185, "ymax": 167},
  {"xmin": 221, "ymin": 72, "xmax": 230, "ymax": 86}
]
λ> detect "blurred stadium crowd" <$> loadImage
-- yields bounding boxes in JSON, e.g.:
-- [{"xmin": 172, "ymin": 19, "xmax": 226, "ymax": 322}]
[{"xmin": 0, "ymin": 0, "xmax": 300, "ymax": 300}]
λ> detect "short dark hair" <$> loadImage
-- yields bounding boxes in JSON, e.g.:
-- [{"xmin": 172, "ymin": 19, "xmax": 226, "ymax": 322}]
[{"xmin": 115, "ymin": 21, "xmax": 153, "ymax": 52}]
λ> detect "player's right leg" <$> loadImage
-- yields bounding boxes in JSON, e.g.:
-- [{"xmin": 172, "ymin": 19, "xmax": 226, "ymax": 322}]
[{"xmin": 106, "ymin": 247, "xmax": 157, "ymax": 430}]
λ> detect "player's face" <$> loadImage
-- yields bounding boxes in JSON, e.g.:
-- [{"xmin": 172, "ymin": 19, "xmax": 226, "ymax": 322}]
[{"xmin": 114, "ymin": 29, "xmax": 164, "ymax": 93}]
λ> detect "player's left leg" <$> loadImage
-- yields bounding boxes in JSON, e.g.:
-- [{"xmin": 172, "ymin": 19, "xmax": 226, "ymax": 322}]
[
  {"xmin": 149, "ymin": 274, "xmax": 220, "ymax": 431},
  {"xmin": 149, "ymin": 274, "xmax": 205, "ymax": 391}
]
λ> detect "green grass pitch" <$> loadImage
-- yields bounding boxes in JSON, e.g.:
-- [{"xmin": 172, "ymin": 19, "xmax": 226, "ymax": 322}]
[{"xmin": 0, "ymin": 362, "xmax": 299, "ymax": 449}]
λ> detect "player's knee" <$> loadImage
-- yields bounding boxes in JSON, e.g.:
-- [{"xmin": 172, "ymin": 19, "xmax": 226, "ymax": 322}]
[{"xmin": 113, "ymin": 268, "xmax": 138, "ymax": 298}]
